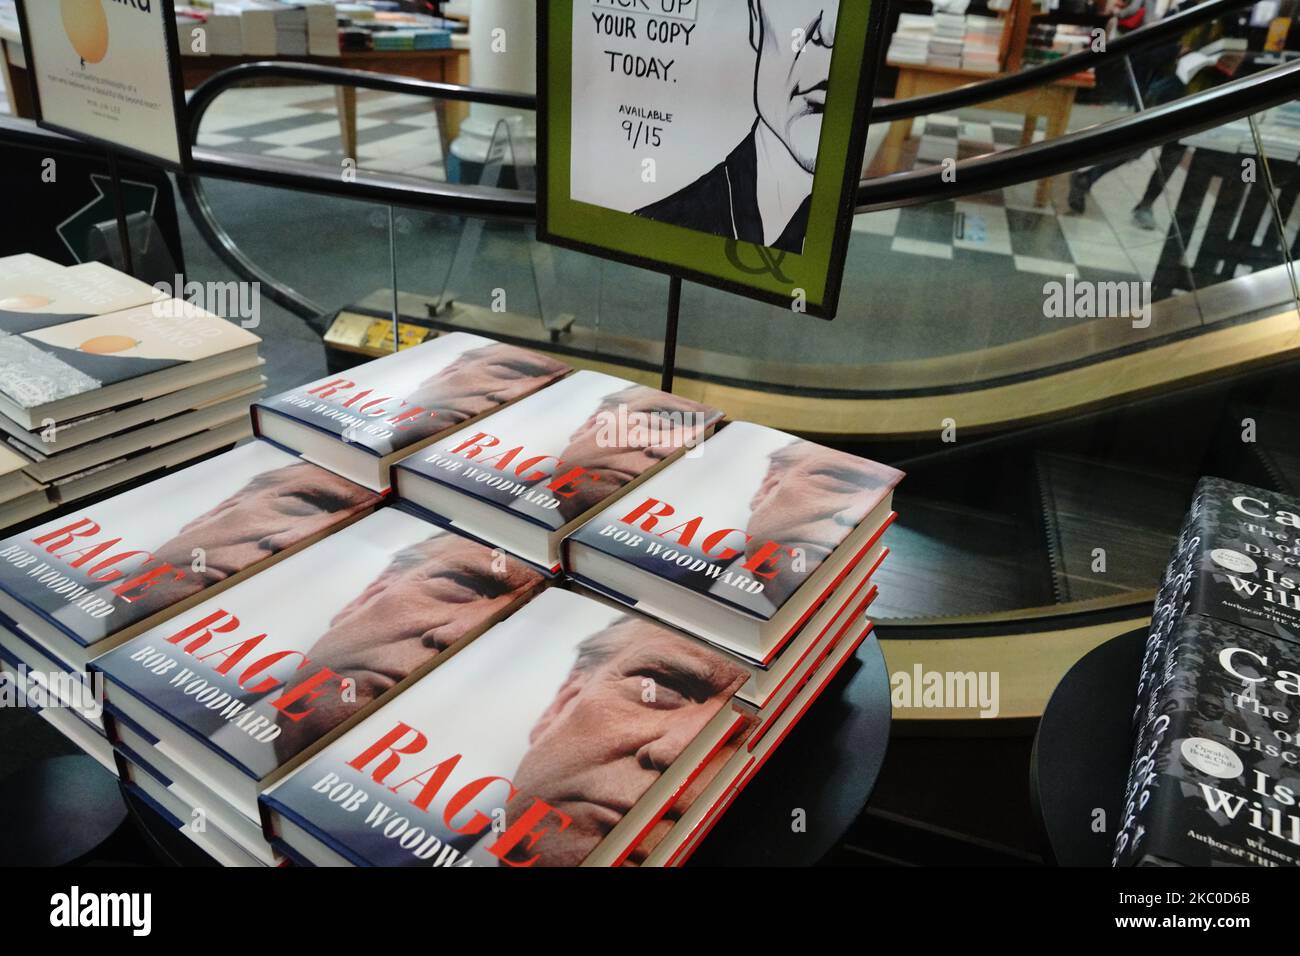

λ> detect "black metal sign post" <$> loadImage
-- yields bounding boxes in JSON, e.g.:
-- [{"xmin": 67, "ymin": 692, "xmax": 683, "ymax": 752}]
[{"xmin": 661, "ymin": 276, "xmax": 683, "ymax": 393}]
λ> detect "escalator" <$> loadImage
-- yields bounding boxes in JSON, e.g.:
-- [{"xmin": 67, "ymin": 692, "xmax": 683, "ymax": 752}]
[{"xmin": 2, "ymin": 0, "xmax": 1295, "ymax": 734}]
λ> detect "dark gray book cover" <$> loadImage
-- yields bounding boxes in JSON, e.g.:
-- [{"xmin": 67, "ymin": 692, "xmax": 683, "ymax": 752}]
[
  {"xmin": 1116, "ymin": 477, "xmax": 1300, "ymax": 867},
  {"xmin": 1180, "ymin": 477, "xmax": 1300, "ymax": 644},
  {"xmin": 1115, "ymin": 616, "xmax": 1300, "ymax": 867}
]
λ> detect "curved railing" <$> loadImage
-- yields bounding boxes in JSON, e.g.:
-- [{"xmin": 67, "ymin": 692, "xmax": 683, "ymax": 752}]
[{"xmin": 173, "ymin": 53, "xmax": 1300, "ymax": 342}]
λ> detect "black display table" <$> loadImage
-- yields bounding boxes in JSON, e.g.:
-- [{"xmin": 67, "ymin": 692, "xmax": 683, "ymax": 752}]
[
  {"xmin": 4, "ymin": 637, "xmax": 890, "ymax": 867},
  {"xmin": 1030, "ymin": 628, "xmax": 1146, "ymax": 867},
  {"xmin": 118, "ymin": 637, "xmax": 893, "ymax": 867},
  {"xmin": 690, "ymin": 637, "xmax": 893, "ymax": 866},
  {"xmin": 0, "ymin": 755, "xmax": 128, "ymax": 867}
]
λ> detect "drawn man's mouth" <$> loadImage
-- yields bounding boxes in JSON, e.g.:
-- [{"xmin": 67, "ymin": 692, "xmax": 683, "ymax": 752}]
[{"xmin": 793, "ymin": 81, "xmax": 829, "ymax": 111}]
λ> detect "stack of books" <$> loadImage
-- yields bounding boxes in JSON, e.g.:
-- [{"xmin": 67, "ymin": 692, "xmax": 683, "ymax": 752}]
[
  {"xmin": 0, "ymin": 440, "xmax": 382, "ymax": 781},
  {"xmin": 886, "ymin": 13, "xmax": 935, "ymax": 66},
  {"xmin": 1114, "ymin": 478, "xmax": 1300, "ymax": 867},
  {"xmin": 962, "ymin": 15, "xmax": 1002, "ymax": 73},
  {"xmin": 340, "ymin": 8, "xmax": 456, "ymax": 51},
  {"xmin": 294, "ymin": 0, "xmax": 345, "ymax": 56},
  {"xmin": 1024, "ymin": 22, "xmax": 1091, "ymax": 63},
  {"xmin": 0, "ymin": 254, "xmax": 265, "ymax": 530},
  {"xmin": 272, "ymin": 3, "xmax": 310, "ymax": 56},
  {"xmin": 201, "ymin": 1, "xmax": 341, "ymax": 57},
  {"xmin": 178, "ymin": 5, "xmax": 245, "ymax": 56},
  {"xmin": 97, "ymin": 506, "xmax": 544, "ymax": 865},
  {"xmin": 0, "ymin": 444, "xmax": 45, "ymax": 529},
  {"xmin": 1, "ymin": 330, "xmax": 905, "ymax": 866},
  {"xmin": 928, "ymin": 12, "xmax": 968, "ymax": 69}
]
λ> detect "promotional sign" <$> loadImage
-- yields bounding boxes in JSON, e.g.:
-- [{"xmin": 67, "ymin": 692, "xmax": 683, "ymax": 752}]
[
  {"xmin": 16, "ymin": 0, "xmax": 190, "ymax": 168},
  {"xmin": 539, "ymin": 0, "xmax": 885, "ymax": 318}
]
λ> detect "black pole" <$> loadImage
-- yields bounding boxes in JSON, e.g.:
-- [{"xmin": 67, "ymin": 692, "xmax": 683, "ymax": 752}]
[
  {"xmin": 105, "ymin": 150, "xmax": 135, "ymax": 277},
  {"xmin": 661, "ymin": 275, "xmax": 682, "ymax": 393}
]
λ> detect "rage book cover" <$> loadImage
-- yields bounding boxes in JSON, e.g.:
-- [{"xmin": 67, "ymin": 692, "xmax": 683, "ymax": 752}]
[
  {"xmin": 0, "ymin": 441, "xmax": 378, "ymax": 647},
  {"xmin": 253, "ymin": 333, "xmax": 571, "ymax": 459},
  {"xmin": 92, "ymin": 508, "xmax": 545, "ymax": 780}
]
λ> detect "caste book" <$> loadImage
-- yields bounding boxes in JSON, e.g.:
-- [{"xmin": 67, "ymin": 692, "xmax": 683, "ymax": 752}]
[
  {"xmin": 394, "ymin": 370, "xmax": 723, "ymax": 573},
  {"xmin": 252, "ymin": 333, "xmax": 571, "ymax": 491},
  {"xmin": 261, "ymin": 588, "xmax": 758, "ymax": 867},
  {"xmin": 1115, "ymin": 477, "xmax": 1300, "ymax": 866},
  {"xmin": 566, "ymin": 422, "xmax": 902, "ymax": 663}
]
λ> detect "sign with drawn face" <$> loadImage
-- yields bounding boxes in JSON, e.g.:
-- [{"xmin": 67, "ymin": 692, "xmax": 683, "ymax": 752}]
[
  {"xmin": 16, "ymin": 0, "xmax": 190, "ymax": 168},
  {"xmin": 539, "ymin": 0, "xmax": 884, "ymax": 318}
]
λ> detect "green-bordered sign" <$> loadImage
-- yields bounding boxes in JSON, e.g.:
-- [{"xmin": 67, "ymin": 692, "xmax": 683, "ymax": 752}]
[{"xmin": 539, "ymin": 0, "xmax": 885, "ymax": 319}]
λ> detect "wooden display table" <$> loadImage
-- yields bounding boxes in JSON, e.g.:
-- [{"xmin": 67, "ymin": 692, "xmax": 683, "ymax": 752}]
[
  {"xmin": 879, "ymin": 59, "xmax": 1089, "ymax": 207},
  {"xmin": 179, "ymin": 49, "xmax": 470, "ymax": 159}
]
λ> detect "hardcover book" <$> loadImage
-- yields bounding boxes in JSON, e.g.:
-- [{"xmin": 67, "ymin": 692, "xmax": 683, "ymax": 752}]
[
  {"xmin": 393, "ymin": 370, "xmax": 723, "ymax": 573},
  {"xmin": 0, "ymin": 439, "xmax": 380, "ymax": 672},
  {"xmin": 0, "ymin": 442, "xmax": 39, "ymax": 504},
  {"xmin": 566, "ymin": 422, "xmax": 903, "ymax": 662},
  {"xmin": 0, "ymin": 258, "xmax": 165, "ymax": 336},
  {"xmin": 1116, "ymin": 478, "xmax": 1300, "ymax": 866},
  {"xmin": 631, "ymin": 620, "xmax": 875, "ymax": 867},
  {"xmin": 572, "ymin": 537, "xmax": 884, "ymax": 709},
  {"xmin": 0, "ymin": 366, "xmax": 267, "ymax": 453},
  {"xmin": 1114, "ymin": 616, "xmax": 1300, "ymax": 867},
  {"xmin": 8, "ymin": 386, "xmax": 263, "ymax": 484},
  {"xmin": 120, "ymin": 752, "xmax": 279, "ymax": 868},
  {"xmin": 94, "ymin": 508, "xmax": 547, "ymax": 826},
  {"xmin": 47, "ymin": 418, "xmax": 254, "ymax": 507},
  {"xmin": 0, "ymin": 299, "xmax": 263, "ymax": 428},
  {"xmin": 261, "ymin": 588, "xmax": 755, "ymax": 867},
  {"xmin": 252, "ymin": 332, "xmax": 571, "ymax": 491},
  {"xmin": 0, "ymin": 644, "xmax": 116, "ymax": 774}
]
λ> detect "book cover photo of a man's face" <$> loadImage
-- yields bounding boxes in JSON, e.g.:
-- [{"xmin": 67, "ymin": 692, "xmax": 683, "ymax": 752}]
[{"xmin": 571, "ymin": 0, "xmax": 841, "ymax": 254}]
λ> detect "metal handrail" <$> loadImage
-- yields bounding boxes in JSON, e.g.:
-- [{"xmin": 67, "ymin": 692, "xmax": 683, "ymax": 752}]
[
  {"xmin": 856, "ymin": 55, "xmax": 1300, "ymax": 210},
  {"xmin": 169, "ymin": 55, "xmax": 1300, "ymax": 218}
]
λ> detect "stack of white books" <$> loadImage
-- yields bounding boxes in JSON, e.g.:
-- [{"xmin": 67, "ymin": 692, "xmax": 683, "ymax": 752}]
[
  {"xmin": 0, "ymin": 254, "xmax": 266, "ymax": 531},
  {"xmin": 887, "ymin": 13, "xmax": 935, "ymax": 65},
  {"xmin": 962, "ymin": 14, "xmax": 1002, "ymax": 73},
  {"xmin": 200, "ymin": 3, "xmax": 246, "ymax": 55},
  {"xmin": 272, "ymin": 3, "xmax": 310, "ymax": 56},
  {"xmin": 212, "ymin": 0, "xmax": 301, "ymax": 56},
  {"xmin": 289, "ymin": 0, "xmax": 342, "ymax": 56},
  {"xmin": 928, "ymin": 12, "xmax": 967, "ymax": 69},
  {"xmin": 175, "ymin": 4, "xmax": 246, "ymax": 55}
]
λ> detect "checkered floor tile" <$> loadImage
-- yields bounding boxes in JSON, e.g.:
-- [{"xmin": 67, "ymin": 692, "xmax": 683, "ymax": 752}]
[
  {"xmin": 861, "ymin": 105, "xmax": 1192, "ymax": 281},
  {"xmin": 195, "ymin": 86, "xmax": 448, "ymax": 181}
]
